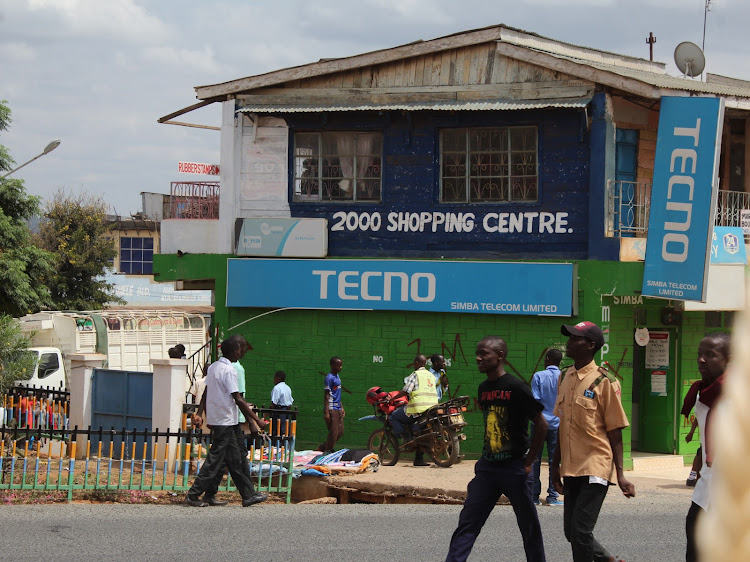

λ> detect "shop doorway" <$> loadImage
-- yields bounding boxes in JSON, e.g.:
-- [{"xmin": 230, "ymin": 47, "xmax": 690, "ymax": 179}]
[{"xmin": 634, "ymin": 328, "xmax": 678, "ymax": 454}]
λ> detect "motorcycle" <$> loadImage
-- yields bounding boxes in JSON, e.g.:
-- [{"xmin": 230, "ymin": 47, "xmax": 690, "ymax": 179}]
[{"xmin": 363, "ymin": 386, "xmax": 470, "ymax": 467}]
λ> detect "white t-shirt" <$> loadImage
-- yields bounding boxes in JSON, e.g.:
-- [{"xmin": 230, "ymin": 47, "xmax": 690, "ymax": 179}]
[
  {"xmin": 204, "ymin": 357, "xmax": 240, "ymax": 426},
  {"xmin": 692, "ymin": 397, "xmax": 712, "ymax": 510}
]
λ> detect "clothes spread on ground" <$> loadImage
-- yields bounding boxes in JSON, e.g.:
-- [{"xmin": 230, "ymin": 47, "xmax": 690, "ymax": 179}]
[
  {"xmin": 477, "ymin": 373, "xmax": 543, "ymax": 463},
  {"xmin": 289, "ymin": 449, "xmax": 381, "ymax": 477}
]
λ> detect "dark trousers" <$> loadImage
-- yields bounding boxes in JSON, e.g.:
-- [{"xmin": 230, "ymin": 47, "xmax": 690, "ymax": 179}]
[
  {"xmin": 685, "ymin": 501, "xmax": 704, "ymax": 562},
  {"xmin": 187, "ymin": 425, "xmax": 256, "ymax": 501},
  {"xmin": 445, "ymin": 458, "xmax": 546, "ymax": 562},
  {"xmin": 562, "ymin": 476, "xmax": 611, "ymax": 562},
  {"xmin": 320, "ymin": 409, "xmax": 344, "ymax": 452},
  {"xmin": 271, "ymin": 406, "xmax": 291, "ymax": 436},
  {"xmin": 529, "ymin": 424, "xmax": 559, "ymax": 502}
]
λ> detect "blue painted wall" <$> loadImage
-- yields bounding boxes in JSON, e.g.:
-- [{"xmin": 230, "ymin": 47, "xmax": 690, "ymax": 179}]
[{"xmin": 285, "ymin": 109, "xmax": 590, "ymax": 259}]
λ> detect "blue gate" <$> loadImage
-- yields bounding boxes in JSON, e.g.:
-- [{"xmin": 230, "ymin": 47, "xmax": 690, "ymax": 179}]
[{"xmin": 90, "ymin": 368, "xmax": 153, "ymax": 459}]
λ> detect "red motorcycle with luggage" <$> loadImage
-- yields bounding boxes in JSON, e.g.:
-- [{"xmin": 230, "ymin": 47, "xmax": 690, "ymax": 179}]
[{"xmin": 362, "ymin": 386, "xmax": 469, "ymax": 467}]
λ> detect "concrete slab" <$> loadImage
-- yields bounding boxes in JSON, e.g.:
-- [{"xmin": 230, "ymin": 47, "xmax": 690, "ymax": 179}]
[{"xmin": 317, "ymin": 460, "xmax": 695, "ymax": 504}]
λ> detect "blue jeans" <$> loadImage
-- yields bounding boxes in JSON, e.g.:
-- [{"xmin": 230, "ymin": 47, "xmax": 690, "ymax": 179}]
[
  {"xmin": 388, "ymin": 405, "xmax": 415, "ymax": 439},
  {"xmin": 446, "ymin": 458, "xmax": 546, "ymax": 562},
  {"xmin": 529, "ymin": 424, "xmax": 559, "ymax": 503}
]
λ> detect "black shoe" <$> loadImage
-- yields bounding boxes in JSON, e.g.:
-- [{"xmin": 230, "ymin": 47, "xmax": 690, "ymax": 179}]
[
  {"xmin": 242, "ymin": 492, "xmax": 268, "ymax": 507},
  {"xmin": 185, "ymin": 495, "xmax": 208, "ymax": 507},
  {"xmin": 413, "ymin": 453, "xmax": 430, "ymax": 467},
  {"xmin": 205, "ymin": 496, "xmax": 228, "ymax": 506}
]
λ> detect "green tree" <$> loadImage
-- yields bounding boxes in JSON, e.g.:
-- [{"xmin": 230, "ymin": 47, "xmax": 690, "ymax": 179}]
[
  {"xmin": 35, "ymin": 190, "xmax": 122, "ymax": 310},
  {"xmin": 0, "ymin": 100, "xmax": 55, "ymax": 316},
  {"xmin": 0, "ymin": 315, "xmax": 36, "ymax": 394}
]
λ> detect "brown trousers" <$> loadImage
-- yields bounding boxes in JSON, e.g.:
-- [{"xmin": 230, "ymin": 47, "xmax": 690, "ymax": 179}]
[{"xmin": 320, "ymin": 409, "xmax": 344, "ymax": 452}]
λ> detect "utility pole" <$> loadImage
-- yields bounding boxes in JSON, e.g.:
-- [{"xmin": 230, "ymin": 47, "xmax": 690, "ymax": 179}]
[
  {"xmin": 702, "ymin": 0, "xmax": 712, "ymax": 52},
  {"xmin": 646, "ymin": 32, "xmax": 656, "ymax": 61}
]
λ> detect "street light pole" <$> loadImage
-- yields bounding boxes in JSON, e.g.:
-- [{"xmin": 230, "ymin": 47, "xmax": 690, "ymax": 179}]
[{"xmin": 0, "ymin": 139, "xmax": 61, "ymax": 180}]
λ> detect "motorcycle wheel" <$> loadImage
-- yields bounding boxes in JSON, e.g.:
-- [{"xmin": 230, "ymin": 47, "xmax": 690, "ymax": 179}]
[
  {"xmin": 429, "ymin": 427, "xmax": 460, "ymax": 467},
  {"xmin": 367, "ymin": 428, "xmax": 400, "ymax": 466}
]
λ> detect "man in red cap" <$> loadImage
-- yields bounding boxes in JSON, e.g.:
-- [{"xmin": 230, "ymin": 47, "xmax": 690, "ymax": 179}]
[{"xmin": 550, "ymin": 321, "xmax": 635, "ymax": 562}]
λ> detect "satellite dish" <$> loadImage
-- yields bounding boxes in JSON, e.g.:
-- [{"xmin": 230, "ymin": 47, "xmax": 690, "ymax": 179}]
[{"xmin": 674, "ymin": 41, "xmax": 705, "ymax": 78}]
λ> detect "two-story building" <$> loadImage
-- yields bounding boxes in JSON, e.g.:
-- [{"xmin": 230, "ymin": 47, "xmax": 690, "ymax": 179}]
[{"xmin": 155, "ymin": 25, "xmax": 750, "ymax": 463}]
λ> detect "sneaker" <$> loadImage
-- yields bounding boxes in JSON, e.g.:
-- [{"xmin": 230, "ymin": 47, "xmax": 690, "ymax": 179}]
[
  {"xmin": 686, "ymin": 478, "xmax": 698, "ymax": 487},
  {"xmin": 533, "ymin": 498, "xmax": 541, "ymax": 505},
  {"xmin": 242, "ymin": 492, "xmax": 268, "ymax": 507},
  {"xmin": 546, "ymin": 498, "xmax": 564, "ymax": 506}
]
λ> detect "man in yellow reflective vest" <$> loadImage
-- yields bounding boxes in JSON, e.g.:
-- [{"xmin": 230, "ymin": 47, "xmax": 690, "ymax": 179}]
[{"xmin": 388, "ymin": 354, "xmax": 439, "ymax": 466}]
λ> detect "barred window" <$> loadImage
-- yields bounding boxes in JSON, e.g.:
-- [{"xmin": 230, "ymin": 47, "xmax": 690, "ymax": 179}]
[
  {"xmin": 293, "ymin": 132, "xmax": 383, "ymax": 202},
  {"xmin": 440, "ymin": 126, "xmax": 538, "ymax": 203}
]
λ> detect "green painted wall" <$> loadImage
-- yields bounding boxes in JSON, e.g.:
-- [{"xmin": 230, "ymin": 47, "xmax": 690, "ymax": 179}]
[{"xmin": 155, "ymin": 254, "xmax": 732, "ymax": 466}]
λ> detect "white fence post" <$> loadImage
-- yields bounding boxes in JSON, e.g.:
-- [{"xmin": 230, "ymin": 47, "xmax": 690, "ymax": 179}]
[
  {"xmin": 151, "ymin": 358, "xmax": 189, "ymax": 468},
  {"xmin": 68, "ymin": 353, "xmax": 106, "ymax": 459}
]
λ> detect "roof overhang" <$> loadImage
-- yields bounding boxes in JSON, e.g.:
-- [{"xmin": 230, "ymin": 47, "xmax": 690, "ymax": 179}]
[{"xmin": 236, "ymin": 97, "xmax": 591, "ymax": 114}]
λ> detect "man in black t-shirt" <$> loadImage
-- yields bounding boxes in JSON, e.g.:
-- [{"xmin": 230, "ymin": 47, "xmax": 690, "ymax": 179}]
[{"xmin": 445, "ymin": 336, "xmax": 548, "ymax": 562}]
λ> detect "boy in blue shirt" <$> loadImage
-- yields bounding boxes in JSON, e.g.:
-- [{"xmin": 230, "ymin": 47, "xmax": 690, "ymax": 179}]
[{"xmin": 319, "ymin": 357, "xmax": 345, "ymax": 452}]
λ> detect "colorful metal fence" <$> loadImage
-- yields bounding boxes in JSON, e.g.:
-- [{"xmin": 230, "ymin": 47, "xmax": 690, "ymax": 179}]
[
  {"xmin": 1, "ymin": 386, "xmax": 69, "ymax": 430},
  {"xmin": 0, "ymin": 406, "xmax": 297, "ymax": 503}
]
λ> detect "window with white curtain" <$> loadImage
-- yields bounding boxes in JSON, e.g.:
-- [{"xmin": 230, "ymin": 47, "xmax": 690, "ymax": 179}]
[
  {"xmin": 293, "ymin": 132, "xmax": 383, "ymax": 202},
  {"xmin": 440, "ymin": 126, "xmax": 538, "ymax": 203}
]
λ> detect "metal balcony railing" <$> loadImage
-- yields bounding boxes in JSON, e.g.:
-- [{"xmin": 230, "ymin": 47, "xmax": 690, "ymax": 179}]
[
  {"xmin": 715, "ymin": 189, "xmax": 750, "ymax": 228},
  {"xmin": 168, "ymin": 182, "xmax": 220, "ymax": 219},
  {"xmin": 607, "ymin": 180, "xmax": 750, "ymax": 237},
  {"xmin": 606, "ymin": 180, "xmax": 651, "ymax": 237}
]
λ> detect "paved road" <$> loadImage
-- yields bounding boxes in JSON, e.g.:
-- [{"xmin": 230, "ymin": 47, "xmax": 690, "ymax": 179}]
[{"xmin": 1, "ymin": 486, "xmax": 689, "ymax": 562}]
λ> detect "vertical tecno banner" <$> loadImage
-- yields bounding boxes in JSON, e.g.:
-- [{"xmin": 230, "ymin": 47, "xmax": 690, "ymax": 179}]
[{"xmin": 642, "ymin": 96, "xmax": 724, "ymax": 302}]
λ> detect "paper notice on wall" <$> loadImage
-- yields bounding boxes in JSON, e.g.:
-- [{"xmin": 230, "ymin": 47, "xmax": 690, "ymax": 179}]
[
  {"xmin": 651, "ymin": 370, "xmax": 668, "ymax": 396},
  {"xmin": 645, "ymin": 331, "xmax": 670, "ymax": 369}
]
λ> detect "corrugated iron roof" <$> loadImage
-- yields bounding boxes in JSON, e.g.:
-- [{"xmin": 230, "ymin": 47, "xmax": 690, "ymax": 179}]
[
  {"xmin": 237, "ymin": 97, "xmax": 591, "ymax": 113},
  {"xmin": 543, "ymin": 50, "xmax": 750, "ymax": 99}
]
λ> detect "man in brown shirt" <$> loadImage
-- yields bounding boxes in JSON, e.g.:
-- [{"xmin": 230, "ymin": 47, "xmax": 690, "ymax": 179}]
[{"xmin": 550, "ymin": 321, "xmax": 635, "ymax": 562}]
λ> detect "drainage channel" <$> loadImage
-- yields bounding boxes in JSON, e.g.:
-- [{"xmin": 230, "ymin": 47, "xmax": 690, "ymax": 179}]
[{"xmin": 324, "ymin": 484, "xmax": 465, "ymax": 505}]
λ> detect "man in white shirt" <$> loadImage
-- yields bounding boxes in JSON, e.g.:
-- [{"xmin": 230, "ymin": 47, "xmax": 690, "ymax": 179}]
[
  {"xmin": 270, "ymin": 370, "xmax": 294, "ymax": 436},
  {"xmin": 186, "ymin": 337, "xmax": 269, "ymax": 507}
]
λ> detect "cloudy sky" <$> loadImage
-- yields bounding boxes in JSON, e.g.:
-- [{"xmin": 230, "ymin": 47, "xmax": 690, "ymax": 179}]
[{"xmin": 1, "ymin": 0, "xmax": 748, "ymax": 215}]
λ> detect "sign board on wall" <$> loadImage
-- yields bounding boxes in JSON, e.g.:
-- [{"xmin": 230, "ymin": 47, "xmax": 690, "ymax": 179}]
[
  {"xmin": 645, "ymin": 331, "xmax": 670, "ymax": 369},
  {"xmin": 226, "ymin": 259, "xmax": 575, "ymax": 316},
  {"xmin": 741, "ymin": 209, "xmax": 750, "ymax": 236},
  {"xmin": 710, "ymin": 227, "xmax": 747, "ymax": 264},
  {"xmin": 650, "ymin": 370, "xmax": 668, "ymax": 396},
  {"xmin": 103, "ymin": 272, "xmax": 212, "ymax": 306},
  {"xmin": 178, "ymin": 161, "xmax": 220, "ymax": 175},
  {"xmin": 235, "ymin": 218, "xmax": 328, "ymax": 257},
  {"xmin": 642, "ymin": 96, "xmax": 724, "ymax": 302}
]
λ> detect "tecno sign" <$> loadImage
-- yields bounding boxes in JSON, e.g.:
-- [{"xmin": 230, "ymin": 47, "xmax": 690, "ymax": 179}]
[
  {"xmin": 643, "ymin": 96, "xmax": 724, "ymax": 302},
  {"xmin": 312, "ymin": 270, "xmax": 436, "ymax": 302},
  {"xmin": 226, "ymin": 258, "xmax": 575, "ymax": 316},
  {"xmin": 660, "ymin": 121, "xmax": 701, "ymax": 262}
]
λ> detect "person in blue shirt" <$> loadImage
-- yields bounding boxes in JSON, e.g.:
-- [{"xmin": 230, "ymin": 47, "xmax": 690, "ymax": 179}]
[
  {"xmin": 529, "ymin": 348, "xmax": 563, "ymax": 506},
  {"xmin": 319, "ymin": 357, "xmax": 345, "ymax": 452}
]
